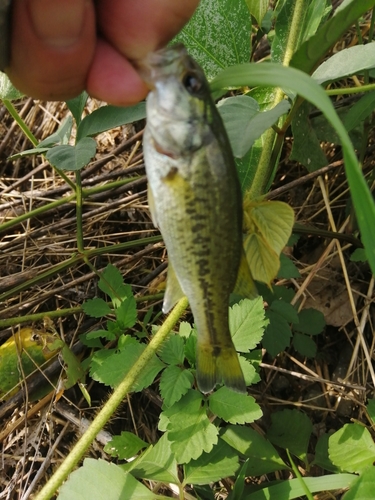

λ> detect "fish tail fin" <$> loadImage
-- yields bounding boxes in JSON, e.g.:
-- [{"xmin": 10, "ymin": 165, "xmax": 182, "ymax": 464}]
[{"xmin": 196, "ymin": 342, "xmax": 246, "ymax": 394}]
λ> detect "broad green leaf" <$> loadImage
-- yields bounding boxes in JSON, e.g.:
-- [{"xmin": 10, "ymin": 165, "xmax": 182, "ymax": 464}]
[
  {"xmin": 313, "ymin": 433, "xmax": 340, "ymax": 473},
  {"xmin": 244, "ymin": 233, "xmax": 279, "ymax": 285},
  {"xmin": 350, "ymin": 248, "xmax": 368, "ymax": 263},
  {"xmin": 267, "ymin": 409, "xmax": 313, "ymax": 463},
  {"xmin": 46, "ymin": 137, "xmax": 96, "ymax": 171},
  {"xmin": 184, "ymin": 439, "xmax": 239, "ymax": 485},
  {"xmin": 158, "ymin": 334, "xmax": 185, "ymax": 365},
  {"xmin": 367, "ymin": 398, "xmax": 375, "ymax": 424},
  {"xmin": 245, "ymin": 0, "xmax": 268, "ymax": 25},
  {"xmin": 343, "ymin": 91, "xmax": 375, "ymax": 132},
  {"xmin": 66, "ymin": 91, "xmax": 88, "ymax": 126},
  {"xmin": 164, "ymin": 390, "xmax": 218, "ymax": 464},
  {"xmin": 76, "ymin": 102, "xmax": 146, "ymax": 140},
  {"xmin": 263, "ymin": 309, "xmax": 292, "ymax": 356},
  {"xmin": 105, "ymin": 432, "xmax": 148, "ymax": 460},
  {"xmin": 160, "ymin": 365, "xmax": 194, "ymax": 407},
  {"xmin": 90, "ymin": 342, "xmax": 164, "ymax": 391},
  {"xmin": 301, "ymin": 0, "xmax": 331, "ymax": 42},
  {"xmin": 239, "ymin": 356, "xmax": 260, "ymax": 386},
  {"xmin": 115, "ymin": 296, "xmax": 137, "ymax": 330},
  {"xmin": 0, "ymin": 73, "xmax": 24, "ymax": 100},
  {"xmin": 82, "ymin": 298, "xmax": 112, "ymax": 318},
  {"xmin": 211, "ymin": 62, "xmax": 375, "ymax": 276},
  {"xmin": 98, "ymin": 264, "xmax": 133, "ymax": 307},
  {"xmin": 313, "ymin": 44, "xmax": 375, "ymax": 85},
  {"xmin": 343, "ymin": 467, "xmax": 375, "ymax": 500},
  {"xmin": 278, "ymin": 253, "xmax": 301, "ymax": 279},
  {"xmin": 294, "ymin": 308, "xmax": 325, "ymax": 335},
  {"xmin": 244, "ymin": 474, "xmax": 356, "ymax": 500},
  {"xmin": 57, "ymin": 458, "xmax": 161, "ymax": 500},
  {"xmin": 128, "ymin": 434, "xmax": 180, "ymax": 484},
  {"xmin": 174, "ymin": 0, "xmax": 251, "ymax": 80},
  {"xmin": 218, "ymin": 95, "xmax": 290, "ymax": 157},
  {"xmin": 208, "ymin": 386, "xmax": 262, "ymax": 424},
  {"xmin": 229, "ymin": 297, "xmax": 267, "ymax": 352},
  {"xmin": 270, "ymin": 300, "xmax": 299, "ymax": 324},
  {"xmin": 39, "ymin": 116, "xmax": 73, "ymax": 147},
  {"xmin": 221, "ymin": 425, "xmax": 288, "ymax": 476},
  {"xmin": 292, "ymin": 332, "xmax": 317, "ymax": 358},
  {"xmin": 329, "ymin": 423, "xmax": 375, "ymax": 474},
  {"xmin": 290, "ymin": 101, "xmax": 328, "ymax": 171},
  {"xmin": 235, "ymin": 139, "xmax": 262, "ymax": 193},
  {"xmin": 291, "ymin": 0, "xmax": 375, "ymax": 74}
]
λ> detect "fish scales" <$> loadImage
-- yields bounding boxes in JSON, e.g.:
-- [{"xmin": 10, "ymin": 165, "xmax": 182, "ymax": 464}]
[{"xmin": 142, "ymin": 44, "xmax": 246, "ymax": 394}]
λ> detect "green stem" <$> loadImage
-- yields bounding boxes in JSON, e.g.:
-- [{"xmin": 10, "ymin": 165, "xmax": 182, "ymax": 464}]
[
  {"xmin": 3, "ymin": 99, "xmax": 38, "ymax": 146},
  {"xmin": 75, "ymin": 171, "xmax": 84, "ymax": 252},
  {"xmin": 286, "ymin": 450, "xmax": 313, "ymax": 500},
  {"xmin": 35, "ymin": 297, "xmax": 189, "ymax": 500},
  {"xmin": 326, "ymin": 83, "xmax": 375, "ymax": 96}
]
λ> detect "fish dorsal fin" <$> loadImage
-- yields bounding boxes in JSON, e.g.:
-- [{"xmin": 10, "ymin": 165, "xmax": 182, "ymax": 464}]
[
  {"xmin": 234, "ymin": 250, "xmax": 258, "ymax": 299},
  {"xmin": 162, "ymin": 261, "xmax": 185, "ymax": 313},
  {"xmin": 147, "ymin": 184, "xmax": 158, "ymax": 227}
]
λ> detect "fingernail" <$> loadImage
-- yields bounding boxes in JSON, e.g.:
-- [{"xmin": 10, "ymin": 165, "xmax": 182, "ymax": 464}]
[{"xmin": 28, "ymin": 0, "xmax": 86, "ymax": 47}]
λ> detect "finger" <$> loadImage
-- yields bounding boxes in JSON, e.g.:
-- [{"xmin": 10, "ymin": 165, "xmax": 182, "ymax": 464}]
[{"xmin": 7, "ymin": 0, "xmax": 96, "ymax": 101}]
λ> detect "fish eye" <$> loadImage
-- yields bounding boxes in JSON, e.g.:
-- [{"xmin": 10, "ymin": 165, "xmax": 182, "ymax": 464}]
[{"xmin": 182, "ymin": 73, "xmax": 202, "ymax": 95}]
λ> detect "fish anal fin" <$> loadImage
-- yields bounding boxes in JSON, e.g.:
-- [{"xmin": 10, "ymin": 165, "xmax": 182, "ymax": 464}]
[
  {"xmin": 162, "ymin": 261, "xmax": 185, "ymax": 313},
  {"xmin": 234, "ymin": 250, "xmax": 258, "ymax": 299},
  {"xmin": 196, "ymin": 342, "xmax": 246, "ymax": 394},
  {"xmin": 147, "ymin": 184, "xmax": 158, "ymax": 227}
]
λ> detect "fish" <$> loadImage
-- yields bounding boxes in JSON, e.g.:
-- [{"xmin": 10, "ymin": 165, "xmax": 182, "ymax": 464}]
[{"xmin": 142, "ymin": 43, "xmax": 254, "ymax": 394}]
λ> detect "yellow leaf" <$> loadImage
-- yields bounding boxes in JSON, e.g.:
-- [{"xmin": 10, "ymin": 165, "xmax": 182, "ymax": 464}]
[{"xmin": 244, "ymin": 232, "xmax": 280, "ymax": 285}]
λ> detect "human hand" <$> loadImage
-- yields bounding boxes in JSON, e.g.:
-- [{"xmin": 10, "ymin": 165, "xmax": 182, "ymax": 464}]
[{"xmin": 5, "ymin": 0, "xmax": 199, "ymax": 104}]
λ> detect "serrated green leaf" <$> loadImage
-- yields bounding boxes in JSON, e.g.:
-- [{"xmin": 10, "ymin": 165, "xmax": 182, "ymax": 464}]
[
  {"xmin": 105, "ymin": 432, "xmax": 148, "ymax": 460},
  {"xmin": 76, "ymin": 102, "xmax": 146, "ymax": 140},
  {"xmin": 90, "ymin": 343, "xmax": 164, "ymax": 391},
  {"xmin": 263, "ymin": 309, "xmax": 292, "ymax": 356},
  {"xmin": 66, "ymin": 91, "xmax": 88, "ymax": 126},
  {"xmin": 293, "ymin": 332, "xmax": 317, "ymax": 357},
  {"xmin": 129, "ymin": 434, "xmax": 180, "ymax": 484},
  {"xmin": 229, "ymin": 297, "xmax": 267, "ymax": 352},
  {"xmin": 178, "ymin": 321, "xmax": 192, "ymax": 338},
  {"xmin": 184, "ymin": 330, "xmax": 197, "ymax": 366},
  {"xmin": 270, "ymin": 300, "xmax": 299, "ymax": 323},
  {"xmin": 278, "ymin": 253, "xmax": 301, "ymax": 279},
  {"xmin": 239, "ymin": 356, "xmax": 260, "ymax": 386},
  {"xmin": 98, "ymin": 264, "xmax": 132, "ymax": 307},
  {"xmin": 160, "ymin": 365, "xmax": 194, "ymax": 407},
  {"xmin": 164, "ymin": 390, "xmax": 218, "ymax": 464},
  {"xmin": 208, "ymin": 386, "xmax": 262, "ymax": 424},
  {"xmin": 115, "ymin": 296, "xmax": 137, "ymax": 330},
  {"xmin": 57, "ymin": 458, "xmax": 161, "ymax": 500},
  {"xmin": 184, "ymin": 439, "xmax": 239, "ymax": 485},
  {"xmin": 46, "ymin": 137, "xmax": 96, "ymax": 171},
  {"xmin": 174, "ymin": 0, "xmax": 251, "ymax": 80},
  {"xmin": 0, "ymin": 72, "xmax": 24, "ymax": 100},
  {"xmin": 82, "ymin": 298, "xmax": 112, "ymax": 318},
  {"xmin": 221, "ymin": 425, "xmax": 287, "ymax": 476},
  {"xmin": 329, "ymin": 423, "xmax": 375, "ymax": 474},
  {"xmin": 267, "ymin": 409, "xmax": 313, "ymax": 463},
  {"xmin": 158, "ymin": 334, "xmax": 185, "ymax": 365},
  {"xmin": 294, "ymin": 308, "xmax": 325, "ymax": 335}
]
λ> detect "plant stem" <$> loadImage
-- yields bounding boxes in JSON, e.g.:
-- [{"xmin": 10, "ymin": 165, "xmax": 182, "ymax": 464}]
[
  {"xmin": 3, "ymin": 99, "xmax": 38, "ymax": 146},
  {"xmin": 35, "ymin": 296, "xmax": 189, "ymax": 500},
  {"xmin": 75, "ymin": 170, "xmax": 84, "ymax": 253}
]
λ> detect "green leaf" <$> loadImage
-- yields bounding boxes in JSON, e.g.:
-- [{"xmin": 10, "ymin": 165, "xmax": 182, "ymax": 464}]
[
  {"xmin": 174, "ymin": 0, "xmax": 251, "ymax": 80},
  {"xmin": 294, "ymin": 308, "xmax": 325, "ymax": 335},
  {"xmin": 350, "ymin": 248, "xmax": 368, "ymax": 263},
  {"xmin": 245, "ymin": 0, "xmax": 268, "ymax": 25},
  {"xmin": 129, "ymin": 433, "xmax": 180, "ymax": 484},
  {"xmin": 57, "ymin": 458, "xmax": 161, "ymax": 500},
  {"xmin": 229, "ymin": 297, "xmax": 267, "ymax": 352},
  {"xmin": 366, "ymin": 398, "xmax": 375, "ymax": 424},
  {"xmin": 114, "ymin": 296, "xmax": 137, "ymax": 330},
  {"xmin": 66, "ymin": 91, "xmax": 88, "ymax": 126},
  {"xmin": 313, "ymin": 44, "xmax": 375, "ymax": 85},
  {"xmin": 239, "ymin": 356, "xmax": 260, "ymax": 386},
  {"xmin": 76, "ymin": 102, "xmax": 146, "ymax": 140},
  {"xmin": 164, "ymin": 390, "xmax": 218, "ymax": 464},
  {"xmin": 82, "ymin": 298, "xmax": 112, "ymax": 318},
  {"xmin": 39, "ymin": 116, "xmax": 73, "ymax": 147},
  {"xmin": 292, "ymin": 332, "xmax": 317, "ymax": 357},
  {"xmin": 267, "ymin": 409, "xmax": 313, "ymax": 463},
  {"xmin": 158, "ymin": 334, "xmax": 185, "ymax": 365},
  {"xmin": 290, "ymin": 0, "xmax": 375, "ymax": 74},
  {"xmin": 208, "ymin": 386, "xmax": 262, "ymax": 424},
  {"xmin": 104, "ymin": 432, "xmax": 148, "ymax": 460},
  {"xmin": 60, "ymin": 344, "xmax": 85, "ymax": 390},
  {"xmin": 160, "ymin": 365, "xmax": 194, "ymax": 407},
  {"xmin": 271, "ymin": 0, "xmax": 297, "ymax": 63},
  {"xmin": 184, "ymin": 439, "xmax": 239, "ymax": 485},
  {"xmin": 270, "ymin": 300, "xmax": 299, "ymax": 324},
  {"xmin": 343, "ymin": 91, "xmax": 375, "ymax": 132},
  {"xmin": 0, "ymin": 73, "xmax": 24, "ymax": 100},
  {"xmin": 342, "ymin": 467, "xmax": 375, "ymax": 500},
  {"xmin": 218, "ymin": 95, "xmax": 290, "ymax": 157},
  {"xmin": 46, "ymin": 137, "xmax": 96, "ymax": 171},
  {"xmin": 235, "ymin": 140, "xmax": 261, "ymax": 193},
  {"xmin": 278, "ymin": 253, "xmax": 301, "ymax": 279},
  {"xmin": 184, "ymin": 330, "xmax": 197, "ymax": 366},
  {"xmin": 90, "ymin": 342, "xmax": 164, "ymax": 391},
  {"xmin": 98, "ymin": 264, "xmax": 132, "ymax": 307},
  {"xmin": 211, "ymin": 62, "xmax": 375, "ymax": 275},
  {"xmin": 329, "ymin": 423, "xmax": 375, "ymax": 474},
  {"xmin": 313, "ymin": 433, "xmax": 340, "ymax": 473},
  {"xmin": 221, "ymin": 425, "xmax": 288, "ymax": 476},
  {"xmin": 263, "ymin": 309, "xmax": 292, "ymax": 356}
]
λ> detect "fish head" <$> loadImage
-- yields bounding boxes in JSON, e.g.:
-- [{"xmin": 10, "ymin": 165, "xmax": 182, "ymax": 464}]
[{"xmin": 140, "ymin": 44, "xmax": 214, "ymax": 156}]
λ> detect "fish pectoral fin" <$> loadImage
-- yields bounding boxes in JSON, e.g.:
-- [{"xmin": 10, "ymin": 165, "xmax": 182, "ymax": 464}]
[
  {"xmin": 233, "ymin": 249, "xmax": 258, "ymax": 299},
  {"xmin": 162, "ymin": 261, "xmax": 185, "ymax": 313},
  {"xmin": 147, "ymin": 184, "xmax": 158, "ymax": 227},
  {"xmin": 196, "ymin": 342, "xmax": 246, "ymax": 394}
]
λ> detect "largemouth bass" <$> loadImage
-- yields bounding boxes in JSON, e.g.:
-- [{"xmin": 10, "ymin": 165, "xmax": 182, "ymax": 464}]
[{"xmin": 142, "ymin": 44, "xmax": 249, "ymax": 394}]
